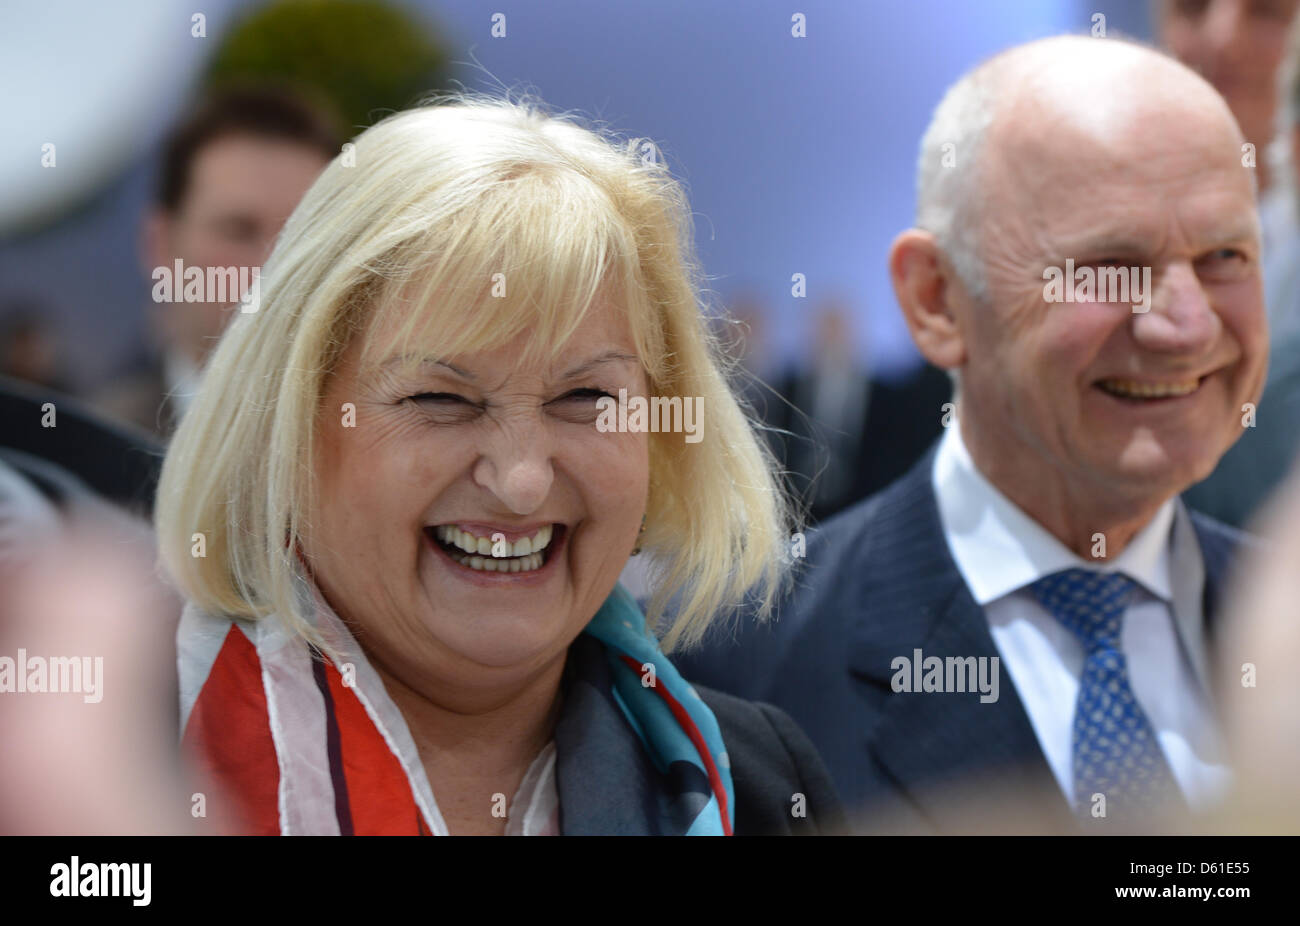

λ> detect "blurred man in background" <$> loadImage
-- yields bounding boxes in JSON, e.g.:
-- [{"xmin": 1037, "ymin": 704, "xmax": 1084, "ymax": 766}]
[
  {"xmin": 1157, "ymin": 0, "xmax": 1300, "ymax": 197},
  {"xmin": 96, "ymin": 87, "xmax": 339, "ymax": 436},
  {"xmin": 771, "ymin": 302, "xmax": 951, "ymax": 522},
  {"xmin": 0, "ymin": 303, "xmax": 71, "ymax": 393},
  {"xmin": 1159, "ymin": 0, "xmax": 1300, "ymax": 526}
]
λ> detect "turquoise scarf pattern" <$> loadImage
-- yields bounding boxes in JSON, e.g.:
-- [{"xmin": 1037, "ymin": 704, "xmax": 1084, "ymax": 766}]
[{"xmin": 581, "ymin": 584, "xmax": 736, "ymax": 836}]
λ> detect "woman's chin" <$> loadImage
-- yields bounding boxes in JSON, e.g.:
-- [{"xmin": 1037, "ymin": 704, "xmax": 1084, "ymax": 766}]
[{"xmin": 415, "ymin": 597, "xmax": 577, "ymax": 670}]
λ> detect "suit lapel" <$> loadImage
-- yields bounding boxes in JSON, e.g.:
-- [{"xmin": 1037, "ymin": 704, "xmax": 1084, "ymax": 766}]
[
  {"xmin": 1187, "ymin": 509, "xmax": 1246, "ymax": 709},
  {"xmin": 1188, "ymin": 510, "xmax": 1239, "ymax": 642},
  {"xmin": 843, "ymin": 452, "xmax": 1075, "ymax": 831}
]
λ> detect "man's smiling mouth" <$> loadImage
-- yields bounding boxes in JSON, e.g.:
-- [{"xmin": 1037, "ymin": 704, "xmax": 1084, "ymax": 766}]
[
  {"xmin": 426, "ymin": 523, "xmax": 563, "ymax": 573},
  {"xmin": 1095, "ymin": 376, "xmax": 1204, "ymax": 401}
]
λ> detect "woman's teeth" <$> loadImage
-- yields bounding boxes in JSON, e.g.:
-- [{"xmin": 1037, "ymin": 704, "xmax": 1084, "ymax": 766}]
[
  {"xmin": 448, "ymin": 550, "xmax": 545, "ymax": 572},
  {"xmin": 430, "ymin": 524, "xmax": 554, "ymax": 573}
]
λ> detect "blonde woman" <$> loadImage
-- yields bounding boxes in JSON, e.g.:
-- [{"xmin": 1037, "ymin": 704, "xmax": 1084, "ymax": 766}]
[{"xmin": 157, "ymin": 95, "xmax": 843, "ymax": 836}]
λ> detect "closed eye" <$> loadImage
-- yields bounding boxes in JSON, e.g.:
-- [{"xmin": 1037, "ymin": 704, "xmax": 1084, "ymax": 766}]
[
  {"xmin": 552, "ymin": 388, "xmax": 615, "ymax": 403},
  {"xmin": 409, "ymin": 392, "xmax": 474, "ymax": 405},
  {"xmin": 407, "ymin": 393, "xmax": 483, "ymax": 423},
  {"xmin": 547, "ymin": 387, "xmax": 615, "ymax": 424}
]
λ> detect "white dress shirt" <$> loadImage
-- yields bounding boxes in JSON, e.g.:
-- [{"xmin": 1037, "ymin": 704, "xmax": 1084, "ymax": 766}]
[
  {"xmin": 504, "ymin": 741, "xmax": 560, "ymax": 836},
  {"xmin": 163, "ymin": 349, "xmax": 201, "ymax": 420},
  {"xmin": 931, "ymin": 424, "xmax": 1232, "ymax": 811}
]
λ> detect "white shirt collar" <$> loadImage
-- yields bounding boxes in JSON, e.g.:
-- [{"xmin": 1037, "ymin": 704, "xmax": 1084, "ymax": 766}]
[
  {"xmin": 163, "ymin": 348, "xmax": 201, "ymax": 417},
  {"xmin": 932, "ymin": 423, "xmax": 1175, "ymax": 605}
]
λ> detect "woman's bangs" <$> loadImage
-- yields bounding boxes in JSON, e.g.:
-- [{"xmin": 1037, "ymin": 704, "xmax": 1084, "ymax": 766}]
[{"xmin": 362, "ymin": 174, "xmax": 647, "ymax": 373}]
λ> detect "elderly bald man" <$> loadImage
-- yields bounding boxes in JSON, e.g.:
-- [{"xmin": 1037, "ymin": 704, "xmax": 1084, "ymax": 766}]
[{"xmin": 675, "ymin": 35, "xmax": 1267, "ymax": 833}]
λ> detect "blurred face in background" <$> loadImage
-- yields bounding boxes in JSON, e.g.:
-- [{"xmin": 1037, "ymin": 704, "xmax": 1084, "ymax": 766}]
[
  {"xmin": 1159, "ymin": 0, "xmax": 1300, "ymax": 191},
  {"xmin": 144, "ymin": 133, "xmax": 329, "ymax": 366}
]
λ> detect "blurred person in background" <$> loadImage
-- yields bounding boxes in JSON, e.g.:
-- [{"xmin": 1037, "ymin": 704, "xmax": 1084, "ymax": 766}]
[
  {"xmin": 768, "ymin": 301, "xmax": 950, "ymax": 522},
  {"xmin": 95, "ymin": 87, "xmax": 340, "ymax": 437},
  {"xmin": 157, "ymin": 96, "xmax": 843, "ymax": 836},
  {"xmin": 1, "ymin": 378, "xmax": 187, "ymax": 835},
  {"xmin": 716, "ymin": 293, "xmax": 780, "ymax": 421},
  {"xmin": 1210, "ymin": 460, "xmax": 1300, "ymax": 834},
  {"xmin": 707, "ymin": 294, "xmax": 785, "ymax": 466},
  {"xmin": 1178, "ymin": 9, "xmax": 1300, "ymax": 527},
  {"xmin": 677, "ymin": 35, "xmax": 1266, "ymax": 833},
  {"xmin": 1157, "ymin": 0, "xmax": 1300, "ymax": 198},
  {"xmin": 0, "ymin": 303, "xmax": 72, "ymax": 393},
  {"xmin": 0, "ymin": 495, "xmax": 193, "ymax": 835}
]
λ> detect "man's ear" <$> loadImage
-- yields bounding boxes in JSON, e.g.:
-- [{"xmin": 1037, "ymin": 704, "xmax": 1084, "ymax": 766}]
[{"xmin": 889, "ymin": 228, "xmax": 967, "ymax": 371}]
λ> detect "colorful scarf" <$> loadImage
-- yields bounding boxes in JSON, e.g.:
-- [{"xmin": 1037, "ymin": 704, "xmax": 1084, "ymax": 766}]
[{"xmin": 178, "ymin": 577, "xmax": 734, "ymax": 835}]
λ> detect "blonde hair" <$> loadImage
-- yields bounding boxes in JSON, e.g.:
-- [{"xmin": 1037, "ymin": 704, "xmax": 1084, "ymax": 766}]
[{"xmin": 155, "ymin": 93, "xmax": 794, "ymax": 656}]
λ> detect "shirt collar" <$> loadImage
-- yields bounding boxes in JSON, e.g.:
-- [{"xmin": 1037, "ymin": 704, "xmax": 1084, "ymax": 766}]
[
  {"xmin": 163, "ymin": 349, "xmax": 201, "ymax": 415},
  {"xmin": 932, "ymin": 423, "xmax": 1175, "ymax": 605}
]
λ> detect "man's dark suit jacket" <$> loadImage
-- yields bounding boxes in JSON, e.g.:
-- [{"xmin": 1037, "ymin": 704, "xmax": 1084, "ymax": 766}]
[{"xmin": 673, "ymin": 445, "xmax": 1246, "ymax": 833}]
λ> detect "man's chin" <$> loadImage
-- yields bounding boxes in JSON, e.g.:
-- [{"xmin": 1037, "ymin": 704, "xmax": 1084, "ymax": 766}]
[{"xmin": 1104, "ymin": 439, "xmax": 1223, "ymax": 497}]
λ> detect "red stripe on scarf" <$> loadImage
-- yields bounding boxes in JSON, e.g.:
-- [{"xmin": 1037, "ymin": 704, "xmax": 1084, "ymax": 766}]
[
  {"xmin": 182, "ymin": 624, "xmax": 280, "ymax": 835},
  {"xmin": 323, "ymin": 662, "xmax": 426, "ymax": 835},
  {"xmin": 618, "ymin": 654, "xmax": 732, "ymax": 836}
]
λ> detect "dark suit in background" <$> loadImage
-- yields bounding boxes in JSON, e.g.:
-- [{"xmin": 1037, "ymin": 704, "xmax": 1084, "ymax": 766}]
[
  {"xmin": 0, "ymin": 374, "xmax": 162, "ymax": 515},
  {"xmin": 767, "ymin": 362, "xmax": 951, "ymax": 523}
]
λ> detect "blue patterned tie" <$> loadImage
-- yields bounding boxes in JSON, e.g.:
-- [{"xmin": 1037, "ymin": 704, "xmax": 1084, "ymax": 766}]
[{"xmin": 1029, "ymin": 569, "xmax": 1184, "ymax": 822}]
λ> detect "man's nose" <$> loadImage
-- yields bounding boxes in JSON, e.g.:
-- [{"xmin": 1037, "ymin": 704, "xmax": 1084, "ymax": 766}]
[
  {"xmin": 470, "ymin": 416, "xmax": 555, "ymax": 515},
  {"xmin": 1132, "ymin": 262, "xmax": 1220, "ymax": 357}
]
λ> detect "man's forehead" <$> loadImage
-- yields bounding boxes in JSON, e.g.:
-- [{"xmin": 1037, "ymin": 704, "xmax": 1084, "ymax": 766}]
[
  {"xmin": 985, "ymin": 39, "xmax": 1242, "ymax": 162},
  {"xmin": 999, "ymin": 94, "xmax": 1238, "ymax": 164},
  {"xmin": 987, "ymin": 99, "xmax": 1252, "ymax": 232},
  {"xmin": 1044, "ymin": 209, "xmax": 1261, "ymax": 253}
]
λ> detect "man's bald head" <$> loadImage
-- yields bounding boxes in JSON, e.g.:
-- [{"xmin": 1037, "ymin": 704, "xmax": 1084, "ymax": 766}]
[
  {"xmin": 917, "ymin": 35, "xmax": 1247, "ymax": 304},
  {"xmin": 896, "ymin": 32, "xmax": 1268, "ymax": 557}
]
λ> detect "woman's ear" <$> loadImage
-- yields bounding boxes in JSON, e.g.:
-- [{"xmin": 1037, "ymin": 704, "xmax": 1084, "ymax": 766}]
[{"xmin": 888, "ymin": 229, "xmax": 967, "ymax": 372}]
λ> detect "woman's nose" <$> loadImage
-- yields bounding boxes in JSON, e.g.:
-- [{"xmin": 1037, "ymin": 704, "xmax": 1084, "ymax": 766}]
[{"xmin": 470, "ymin": 419, "xmax": 555, "ymax": 514}]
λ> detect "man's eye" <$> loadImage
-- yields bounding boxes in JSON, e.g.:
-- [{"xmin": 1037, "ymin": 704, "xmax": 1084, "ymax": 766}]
[
  {"xmin": 1194, "ymin": 248, "xmax": 1252, "ymax": 283},
  {"xmin": 1197, "ymin": 248, "xmax": 1249, "ymax": 270}
]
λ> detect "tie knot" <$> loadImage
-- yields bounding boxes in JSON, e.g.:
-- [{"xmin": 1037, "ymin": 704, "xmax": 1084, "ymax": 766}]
[{"xmin": 1029, "ymin": 568, "xmax": 1136, "ymax": 651}]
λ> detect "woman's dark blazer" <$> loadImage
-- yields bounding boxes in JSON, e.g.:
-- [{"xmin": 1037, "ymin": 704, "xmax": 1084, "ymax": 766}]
[
  {"xmin": 699, "ymin": 685, "xmax": 847, "ymax": 835},
  {"xmin": 556, "ymin": 634, "xmax": 846, "ymax": 835}
]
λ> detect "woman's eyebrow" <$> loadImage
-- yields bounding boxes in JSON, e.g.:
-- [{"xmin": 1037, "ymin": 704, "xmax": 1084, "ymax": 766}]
[
  {"xmin": 561, "ymin": 351, "xmax": 639, "ymax": 379},
  {"xmin": 377, "ymin": 351, "xmax": 637, "ymax": 381},
  {"xmin": 380, "ymin": 356, "xmax": 473, "ymax": 379}
]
